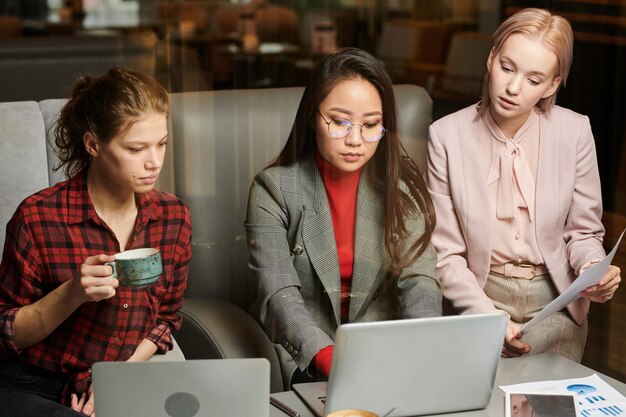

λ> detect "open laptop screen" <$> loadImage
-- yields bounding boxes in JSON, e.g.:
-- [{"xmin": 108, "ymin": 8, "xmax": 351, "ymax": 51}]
[
  {"xmin": 295, "ymin": 312, "xmax": 508, "ymax": 417},
  {"xmin": 93, "ymin": 358, "xmax": 270, "ymax": 417}
]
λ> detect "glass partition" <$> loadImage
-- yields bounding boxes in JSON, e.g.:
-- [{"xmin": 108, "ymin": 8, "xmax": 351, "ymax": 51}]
[{"xmin": 2, "ymin": 0, "xmax": 625, "ymax": 384}]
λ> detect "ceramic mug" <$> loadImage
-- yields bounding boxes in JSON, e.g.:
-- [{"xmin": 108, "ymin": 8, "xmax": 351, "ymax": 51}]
[{"xmin": 106, "ymin": 248, "xmax": 162, "ymax": 287}]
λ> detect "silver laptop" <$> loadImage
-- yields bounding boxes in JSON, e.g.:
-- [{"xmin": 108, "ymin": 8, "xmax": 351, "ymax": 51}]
[
  {"xmin": 294, "ymin": 312, "xmax": 508, "ymax": 417},
  {"xmin": 93, "ymin": 358, "xmax": 270, "ymax": 417}
]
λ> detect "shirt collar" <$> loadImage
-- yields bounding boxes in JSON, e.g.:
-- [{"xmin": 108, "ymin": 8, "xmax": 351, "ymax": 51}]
[
  {"xmin": 66, "ymin": 171, "xmax": 97, "ymax": 225},
  {"xmin": 66, "ymin": 170, "xmax": 163, "ymax": 226},
  {"xmin": 485, "ymin": 108, "xmax": 538, "ymax": 144},
  {"xmin": 137, "ymin": 189, "xmax": 164, "ymax": 226}
]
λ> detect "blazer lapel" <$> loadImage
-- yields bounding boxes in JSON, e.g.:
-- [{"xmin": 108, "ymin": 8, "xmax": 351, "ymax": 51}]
[
  {"xmin": 349, "ymin": 172, "xmax": 385, "ymax": 321},
  {"xmin": 465, "ymin": 121, "xmax": 492, "ymax": 273},
  {"xmin": 299, "ymin": 156, "xmax": 342, "ymax": 326},
  {"xmin": 535, "ymin": 113, "xmax": 557, "ymax": 239}
]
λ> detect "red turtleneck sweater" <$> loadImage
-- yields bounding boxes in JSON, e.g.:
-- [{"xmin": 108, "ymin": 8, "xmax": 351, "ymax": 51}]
[{"xmin": 312, "ymin": 153, "xmax": 362, "ymax": 377}]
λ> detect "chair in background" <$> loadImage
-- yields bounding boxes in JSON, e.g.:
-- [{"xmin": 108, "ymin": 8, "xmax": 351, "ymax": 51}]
[
  {"xmin": 300, "ymin": 8, "xmax": 358, "ymax": 50},
  {"xmin": 156, "ymin": 33, "xmax": 212, "ymax": 93},
  {"xmin": 154, "ymin": 1, "xmax": 301, "ymax": 90},
  {"xmin": 209, "ymin": 2, "xmax": 300, "ymax": 88},
  {"xmin": 156, "ymin": 0, "xmax": 216, "ymax": 34},
  {"xmin": 255, "ymin": 4, "xmax": 299, "ymax": 44},
  {"xmin": 209, "ymin": 2, "xmax": 298, "ymax": 44},
  {"xmin": 376, "ymin": 19, "xmax": 462, "ymax": 86},
  {"xmin": 155, "ymin": 1, "xmax": 222, "ymax": 91},
  {"xmin": 416, "ymin": 31, "xmax": 491, "ymax": 120},
  {"xmin": 0, "ymin": 16, "xmax": 22, "ymax": 37}
]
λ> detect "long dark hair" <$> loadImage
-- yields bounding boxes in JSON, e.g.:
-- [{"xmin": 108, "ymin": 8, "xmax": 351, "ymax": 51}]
[
  {"xmin": 54, "ymin": 67, "xmax": 169, "ymax": 178},
  {"xmin": 272, "ymin": 47, "xmax": 435, "ymax": 279}
]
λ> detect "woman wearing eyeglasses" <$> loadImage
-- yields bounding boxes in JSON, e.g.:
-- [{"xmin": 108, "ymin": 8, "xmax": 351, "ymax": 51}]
[{"xmin": 245, "ymin": 47, "xmax": 441, "ymax": 388}]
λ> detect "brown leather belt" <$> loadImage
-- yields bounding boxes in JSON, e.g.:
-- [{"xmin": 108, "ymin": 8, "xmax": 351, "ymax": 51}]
[{"xmin": 490, "ymin": 263, "xmax": 548, "ymax": 279}]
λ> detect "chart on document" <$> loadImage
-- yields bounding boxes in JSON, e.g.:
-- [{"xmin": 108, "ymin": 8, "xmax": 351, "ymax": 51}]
[{"xmin": 568, "ymin": 383, "xmax": 624, "ymax": 417}]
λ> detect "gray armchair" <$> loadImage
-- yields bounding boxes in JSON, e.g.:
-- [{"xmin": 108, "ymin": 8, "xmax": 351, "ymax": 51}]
[{"xmin": 166, "ymin": 85, "xmax": 433, "ymax": 391}]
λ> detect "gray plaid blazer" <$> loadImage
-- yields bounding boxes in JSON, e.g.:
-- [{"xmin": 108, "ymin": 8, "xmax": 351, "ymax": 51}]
[{"xmin": 245, "ymin": 155, "xmax": 441, "ymax": 386}]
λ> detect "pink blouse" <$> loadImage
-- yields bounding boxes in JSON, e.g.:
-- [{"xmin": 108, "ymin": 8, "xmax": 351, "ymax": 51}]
[{"xmin": 481, "ymin": 110, "xmax": 545, "ymax": 267}]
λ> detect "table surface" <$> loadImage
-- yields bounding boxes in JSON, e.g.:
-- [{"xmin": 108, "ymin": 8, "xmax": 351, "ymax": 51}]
[{"xmin": 270, "ymin": 353, "xmax": 626, "ymax": 417}]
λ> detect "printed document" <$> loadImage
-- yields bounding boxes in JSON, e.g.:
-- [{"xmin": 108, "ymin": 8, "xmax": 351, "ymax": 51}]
[
  {"xmin": 520, "ymin": 229, "xmax": 625, "ymax": 334},
  {"xmin": 501, "ymin": 374, "xmax": 626, "ymax": 417}
]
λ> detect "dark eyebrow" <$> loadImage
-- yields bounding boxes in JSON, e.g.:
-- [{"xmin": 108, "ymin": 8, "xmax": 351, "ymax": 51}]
[
  {"xmin": 328, "ymin": 107, "xmax": 383, "ymax": 117},
  {"xmin": 126, "ymin": 133, "xmax": 169, "ymax": 146}
]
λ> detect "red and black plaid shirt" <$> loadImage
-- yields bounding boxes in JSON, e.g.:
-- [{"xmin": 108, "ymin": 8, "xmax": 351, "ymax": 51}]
[{"xmin": 0, "ymin": 171, "xmax": 192, "ymax": 401}]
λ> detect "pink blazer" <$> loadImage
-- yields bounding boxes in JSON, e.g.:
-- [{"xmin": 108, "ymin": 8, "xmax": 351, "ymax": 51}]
[{"xmin": 426, "ymin": 104, "xmax": 605, "ymax": 325}]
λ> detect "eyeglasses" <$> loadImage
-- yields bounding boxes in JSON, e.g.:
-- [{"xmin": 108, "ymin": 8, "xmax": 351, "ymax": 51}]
[{"xmin": 317, "ymin": 110, "xmax": 386, "ymax": 143}]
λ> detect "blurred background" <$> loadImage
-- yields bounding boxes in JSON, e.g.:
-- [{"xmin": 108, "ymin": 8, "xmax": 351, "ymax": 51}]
[{"xmin": 1, "ymin": 0, "xmax": 624, "ymax": 382}]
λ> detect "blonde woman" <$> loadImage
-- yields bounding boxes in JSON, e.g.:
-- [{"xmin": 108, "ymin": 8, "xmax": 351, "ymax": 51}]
[
  {"xmin": 427, "ymin": 9, "xmax": 620, "ymax": 361},
  {"xmin": 427, "ymin": 8, "xmax": 620, "ymax": 362}
]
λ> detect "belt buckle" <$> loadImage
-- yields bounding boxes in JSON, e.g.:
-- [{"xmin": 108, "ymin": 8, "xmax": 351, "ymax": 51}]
[{"xmin": 516, "ymin": 263, "xmax": 536, "ymax": 278}]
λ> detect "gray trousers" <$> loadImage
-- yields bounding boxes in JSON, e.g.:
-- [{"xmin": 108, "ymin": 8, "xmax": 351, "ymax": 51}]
[{"xmin": 484, "ymin": 272, "xmax": 588, "ymax": 362}]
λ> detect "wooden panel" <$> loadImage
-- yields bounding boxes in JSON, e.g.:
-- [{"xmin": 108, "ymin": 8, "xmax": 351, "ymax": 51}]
[
  {"xmin": 505, "ymin": 1, "xmax": 626, "ymax": 46},
  {"xmin": 583, "ymin": 212, "xmax": 626, "ymax": 382},
  {"xmin": 603, "ymin": 212, "xmax": 626, "ymax": 378}
]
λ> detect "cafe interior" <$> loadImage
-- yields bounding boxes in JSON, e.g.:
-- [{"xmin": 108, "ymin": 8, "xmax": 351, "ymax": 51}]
[{"xmin": 1, "ymin": 0, "xmax": 625, "ymax": 388}]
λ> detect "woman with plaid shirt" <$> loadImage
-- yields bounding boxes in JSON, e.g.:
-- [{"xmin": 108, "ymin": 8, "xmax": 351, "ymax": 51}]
[{"xmin": 0, "ymin": 68, "xmax": 192, "ymax": 416}]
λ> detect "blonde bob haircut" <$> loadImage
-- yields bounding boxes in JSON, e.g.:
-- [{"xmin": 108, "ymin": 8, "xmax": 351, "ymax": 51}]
[{"xmin": 477, "ymin": 8, "xmax": 573, "ymax": 118}]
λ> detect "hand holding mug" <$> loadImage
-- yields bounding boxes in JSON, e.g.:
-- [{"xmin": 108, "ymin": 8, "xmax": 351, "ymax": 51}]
[{"xmin": 69, "ymin": 254, "xmax": 120, "ymax": 303}]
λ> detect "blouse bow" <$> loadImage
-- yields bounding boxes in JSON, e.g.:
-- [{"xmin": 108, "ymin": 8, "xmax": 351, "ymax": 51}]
[{"xmin": 486, "ymin": 114, "xmax": 536, "ymax": 222}]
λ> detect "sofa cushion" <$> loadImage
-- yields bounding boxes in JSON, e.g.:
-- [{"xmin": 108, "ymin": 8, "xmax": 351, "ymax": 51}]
[
  {"xmin": 0, "ymin": 101, "xmax": 50, "ymax": 250},
  {"xmin": 39, "ymin": 99, "xmax": 67, "ymax": 187},
  {"xmin": 169, "ymin": 87, "xmax": 303, "ymax": 307}
]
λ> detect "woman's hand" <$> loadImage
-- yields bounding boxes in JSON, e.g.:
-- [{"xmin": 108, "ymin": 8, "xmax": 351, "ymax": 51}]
[
  {"xmin": 70, "ymin": 383, "xmax": 95, "ymax": 416},
  {"xmin": 502, "ymin": 320, "xmax": 531, "ymax": 358},
  {"xmin": 67, "ymin": 254, "xmax": 119, "ymax": 304},
  {"xmin": 582, "ymin": 265, "xmax": 621, "ymax": 303}
]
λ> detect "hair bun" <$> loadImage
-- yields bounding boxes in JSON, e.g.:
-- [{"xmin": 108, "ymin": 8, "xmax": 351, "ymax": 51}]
[{"xmin": 71, "ymin": 75, "xmax": 95, "ymax": 99}]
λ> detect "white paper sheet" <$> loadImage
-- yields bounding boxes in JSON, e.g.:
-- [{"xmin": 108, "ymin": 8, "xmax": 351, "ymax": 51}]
[
  {"xmin": 500, "ymin": 374, "xmax": 626, "ymax": 417},
  {"xmin": 520, "ymin": 229, "xmax": 625, "ymax": 334}
]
